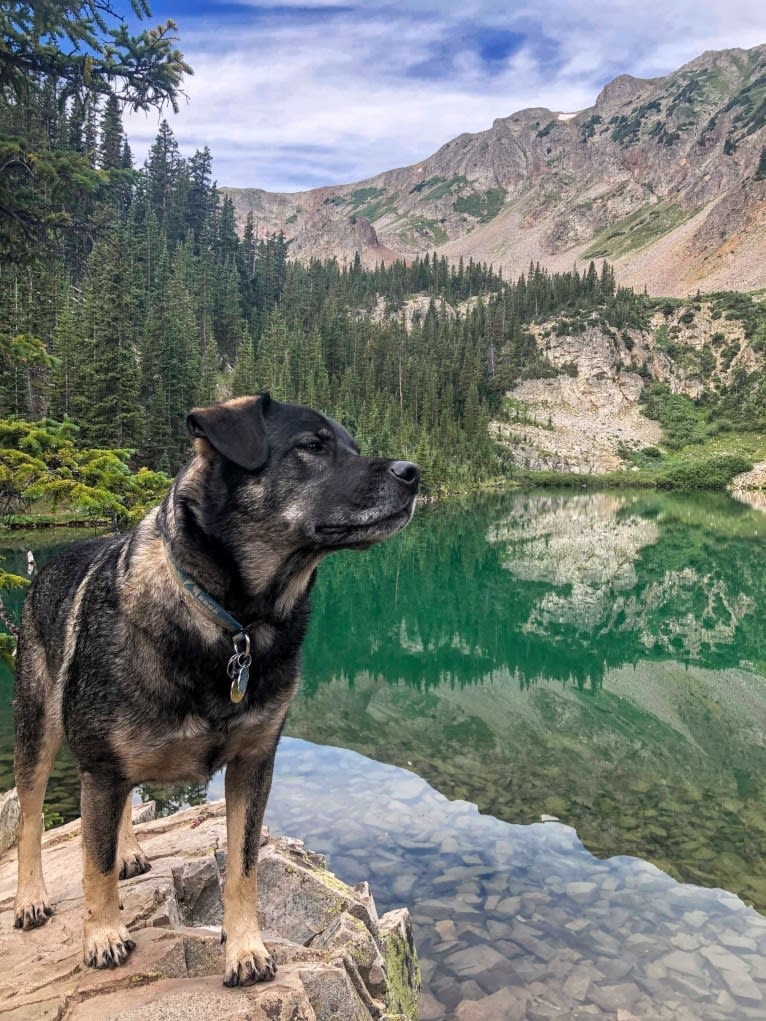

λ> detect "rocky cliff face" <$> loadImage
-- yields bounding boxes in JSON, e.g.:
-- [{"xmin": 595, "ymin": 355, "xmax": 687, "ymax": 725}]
[
  {"xmin": 224, "ymin": 45, "xmax": 766, "ymax": 295},
  {"xmin": 494, "ymin": 298, "xmax": 757, "ymax": 472}
]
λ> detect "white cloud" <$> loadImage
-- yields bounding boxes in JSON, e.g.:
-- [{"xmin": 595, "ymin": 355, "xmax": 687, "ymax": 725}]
[{"xmin": 123, "ymin": 1, "xmax": 766, "ymax": 191}]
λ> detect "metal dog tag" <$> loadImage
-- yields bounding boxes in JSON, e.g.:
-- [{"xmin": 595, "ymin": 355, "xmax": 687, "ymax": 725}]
[
  {"xmin": 230, "ymin": 662, "xmax": 249, "ymax": 703},
  {"xmin": 227, "ymin": 633, "xmax": 252, "ymax": 703}
]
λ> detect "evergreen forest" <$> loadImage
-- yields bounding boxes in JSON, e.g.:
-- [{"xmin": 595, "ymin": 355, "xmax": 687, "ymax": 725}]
[{"xmin": 0, "ymin": 0, "xmax": 649, "ymax": 501}]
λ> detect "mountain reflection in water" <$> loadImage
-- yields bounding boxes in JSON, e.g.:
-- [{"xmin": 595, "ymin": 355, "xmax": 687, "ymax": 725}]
[{"xmin": 291, "ymin": 491, "xmax": 766, "ymax": 912}]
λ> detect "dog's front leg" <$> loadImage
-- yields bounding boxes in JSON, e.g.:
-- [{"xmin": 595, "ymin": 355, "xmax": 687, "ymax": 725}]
[
  {"xmin": 222, "ymin": 748, "xmax": 278, "ymax": 987},
  {"xmin": 80, "ymin": 771, "xmax": 136, "ymax": 968}
]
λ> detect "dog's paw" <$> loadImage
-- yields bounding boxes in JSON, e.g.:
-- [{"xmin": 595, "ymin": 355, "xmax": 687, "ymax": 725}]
[
  {"xmin": 118, "ymin": 850, "xmax": 151, "ymax": 880},
  {"xmin": 13, "ymin": 893, "xmax": 53, "ymax": 931},
  {"xmin": 84, "ymin": 924, "xmax": 136, "ymax": 969},
  {"xmin": 222, "ymin": 935, "xmax": 277, "ymax": 987}
]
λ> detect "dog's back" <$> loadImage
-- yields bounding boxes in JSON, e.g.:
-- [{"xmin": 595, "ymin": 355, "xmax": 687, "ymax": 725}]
[{"xmin": 20, "ymin": 535, "xmax": 122, "ymax": 683}]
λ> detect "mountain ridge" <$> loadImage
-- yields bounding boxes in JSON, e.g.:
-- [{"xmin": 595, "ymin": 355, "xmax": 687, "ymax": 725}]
[{"xmin": 223, "ymin": 43, "xmax": 766, "ymax": 296}]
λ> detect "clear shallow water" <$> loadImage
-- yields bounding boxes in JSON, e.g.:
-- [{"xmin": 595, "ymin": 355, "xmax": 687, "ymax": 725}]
[
  {"xmin": 262, "ymin": 738, "xmax": 766, "ymax": 1020},
  {"xmin": 2, "ymin": 491, "xmax": 766, "ymax": 1017}
]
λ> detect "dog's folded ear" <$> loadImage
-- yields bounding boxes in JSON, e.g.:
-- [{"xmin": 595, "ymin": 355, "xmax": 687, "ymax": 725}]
[{"xmin": 187, "ymin": 394, "xmax": 272, "ymax": 470}]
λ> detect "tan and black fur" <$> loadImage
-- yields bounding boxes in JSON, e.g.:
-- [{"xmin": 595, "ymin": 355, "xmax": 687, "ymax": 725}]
[{"xmin": 13, "ymin": 394, "xmax": 419, "ymax": 986}]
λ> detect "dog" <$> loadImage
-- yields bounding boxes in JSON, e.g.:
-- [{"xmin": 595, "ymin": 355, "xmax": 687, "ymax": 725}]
[{"xmin": 13, "ymin": 393, "xmax": 419, "ymax": 986}]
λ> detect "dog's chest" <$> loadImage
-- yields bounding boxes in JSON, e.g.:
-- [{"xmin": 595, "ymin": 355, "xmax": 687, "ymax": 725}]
[{"xmin": 117, "ymin": 702, "xmax": 287, "ymax": 784}]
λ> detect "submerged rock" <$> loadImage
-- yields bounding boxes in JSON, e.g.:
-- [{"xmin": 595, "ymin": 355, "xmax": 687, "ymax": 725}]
[{"xmin": 0, "ymin": 796, "xmax": 420, "ymax": 1020}]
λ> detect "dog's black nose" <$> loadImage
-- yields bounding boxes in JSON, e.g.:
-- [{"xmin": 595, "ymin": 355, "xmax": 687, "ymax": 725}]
[{"xmin": 390, "ymin": 461, "xmax": 420, "ymax": 487}]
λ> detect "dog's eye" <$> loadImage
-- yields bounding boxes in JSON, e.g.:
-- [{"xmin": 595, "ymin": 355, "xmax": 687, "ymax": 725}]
[{"xmin": 298, "ymin": 439, "xmax": 323, "ymax": 453}]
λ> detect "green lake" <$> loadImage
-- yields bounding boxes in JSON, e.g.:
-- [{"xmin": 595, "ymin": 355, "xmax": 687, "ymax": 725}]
[{"xmin": 2, "ymin": 489, "xmax": 766, "ymax": 1018}]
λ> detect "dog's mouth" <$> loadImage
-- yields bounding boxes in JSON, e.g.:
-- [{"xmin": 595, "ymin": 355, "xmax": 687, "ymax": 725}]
[{"xmin": 315, "ymin": 504, "xmax": 413, "ymax": 541}]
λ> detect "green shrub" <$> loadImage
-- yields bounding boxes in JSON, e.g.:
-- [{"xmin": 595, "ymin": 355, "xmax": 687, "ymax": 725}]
[
  {"xmin": 0, "ymin": 418, "xmax": 171, "ymax": 527},
  {"xmin": 641, "ymin": 384, "xmax": 707, "ymax": 449},
  {"xmin": 660, "ymin": 302, "xmax": 680, "ymax": 317},
  {"xmin": 348, "ymin": 187, "xmax": 383, "ymax": 207},
  {"xmin": 453, "ymin": 188, "xmax": 506, "ymax": 222},
  {"xmin": 658, "ymin": 454, "xmax": 752, "ymax": 490},
  {"xmin": 720, "ymin": 342, "xmax": 740, "ymax": 370},
  {"xmin": 698, "ymin": 345, "xmax": 716, "ymax": 376}
]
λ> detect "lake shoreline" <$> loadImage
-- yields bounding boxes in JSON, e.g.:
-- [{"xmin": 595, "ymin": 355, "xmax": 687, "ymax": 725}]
[
  {"xmin": 0, "ymin": 795, "xmax": 421, "ymax": 1021},
  {"xmin": 3, "ymin": 459, "xmax": 766, "ymax": 534}
]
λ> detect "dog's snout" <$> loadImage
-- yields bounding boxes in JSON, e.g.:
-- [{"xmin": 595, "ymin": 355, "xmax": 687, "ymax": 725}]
[{"xmin": 389, "ymin": 460, "xmax": 420, "ymax": 487}]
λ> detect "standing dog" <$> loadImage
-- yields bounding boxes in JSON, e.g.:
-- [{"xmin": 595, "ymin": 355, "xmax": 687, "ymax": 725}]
[{"xmin": 13, "ymin": 394, "xmax": 419, "ymax": 986}]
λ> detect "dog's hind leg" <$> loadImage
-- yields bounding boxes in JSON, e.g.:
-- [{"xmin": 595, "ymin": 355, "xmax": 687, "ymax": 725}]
[
  {"xmin": 13, "ymin": 627, "xmax": 62, "ymax": 930},
  {"xmin": 80, "ymin": 771, "xmax": 136, "ymax": 968},
  {"xmin": 117, "ymin": 796, "xmax": 151, "ymax": 880}
]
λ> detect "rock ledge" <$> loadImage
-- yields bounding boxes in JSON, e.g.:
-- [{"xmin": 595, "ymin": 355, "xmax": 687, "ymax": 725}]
[{"xmin": 0, "ymin": 796, "xmax": 420, "ymax": 1020}]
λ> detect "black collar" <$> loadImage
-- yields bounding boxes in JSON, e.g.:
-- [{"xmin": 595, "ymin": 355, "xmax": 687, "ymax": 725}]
[{"xmin": 165, "ymin": 547, "xmax": 252, "ymax": 704}]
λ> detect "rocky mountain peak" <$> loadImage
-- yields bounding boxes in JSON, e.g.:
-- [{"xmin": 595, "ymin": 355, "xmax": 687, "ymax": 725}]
[
  {"xmin": 223, "ymin": 43, "xmax": 766, "ymax": 295},
  {"xmin": 494, "ymin": 107, "xmax": 556, "ymax": 129},
  {"xmin": 593, "ymin": 73, "xmax": 654, "ymax": 115}
]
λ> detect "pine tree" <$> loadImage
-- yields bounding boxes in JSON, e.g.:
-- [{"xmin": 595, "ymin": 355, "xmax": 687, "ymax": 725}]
[
  {"xmin": 211, "ymin": 256, "xmax": 245, "ymax": 362},
  {"xmin": 83, "ymin": 99, "xmax": 99, "ymax": 168},
  {"xmin": 242, "ymin": 212, "xmax": 257, "ymax": 278},
  {"xmin": 232, "ymin": 333, "xmax": 258, "ymax": 397},
  {"xmin": 600, "ymin": 261, "xmax": 616, "ymax": 298},
  {"xmin": 296, "ymin": 327, "xmax": 330, "ymax": 409},
  {"xmin": 49, "ymin": 286, "xmax": 84, "ymax": 421},
  {"xmin": 74, "ymin": 229, "xmax": 143, "ymax": 448},
  {"xmin": 99, "ymin": 96, "xmax": 124, "ymax": 171},
  {"xmin": 66, "ymin": 97, "xmax": 86, "ymax": 154},
  {"xmin": 217, "ymin": 196, "xmax": 240, "ymax": 264},
  {"xmin": 145, "ymin": 121, "xmax": 187, "ymax": 241},
  {"xmin": 187, "ymin": 147, "xmax": 215, "ymax": 241},
  {"xmin": 255, "ymin": 310, "xmax": 292, "ymax": 399},
  {"xmin": 139, "ymin": 244, "xmax": 200, "ymax": 466},
  {"xmin": 199, "ymin": 338, "xmax": 220, "ymax": 405}
]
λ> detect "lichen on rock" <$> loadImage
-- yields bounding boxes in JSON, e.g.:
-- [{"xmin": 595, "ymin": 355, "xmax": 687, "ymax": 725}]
[{"xmin": 379, "ymin": 908, "xmax": 422, "ymax": 1021}]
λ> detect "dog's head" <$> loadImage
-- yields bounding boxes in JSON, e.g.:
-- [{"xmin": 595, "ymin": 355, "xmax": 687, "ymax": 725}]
[{"xmin": 184, "ymin": 394, "xmax": 419, "ymax": 558}]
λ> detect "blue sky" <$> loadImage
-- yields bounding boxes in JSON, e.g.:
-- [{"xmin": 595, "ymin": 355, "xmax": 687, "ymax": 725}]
[{"xmin": 122, "ymin": 1, "xmax": 766, "ymax": 192}]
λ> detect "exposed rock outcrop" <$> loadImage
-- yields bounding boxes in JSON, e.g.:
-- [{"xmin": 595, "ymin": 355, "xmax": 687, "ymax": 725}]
[
  {"xmin": 0, "ymin": 798, "xmax": 420, "ymax": 1020},
  {"xmin": 729, "ymin": 461, "xmax": 766, "ymax": 510},
  {"xmin": 494, "ymin": 298, "xmax": 757, "ymax": 472},
  {"xmin": 495, "ymin": 366, "xmax": 660, "ymax": 474}
]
